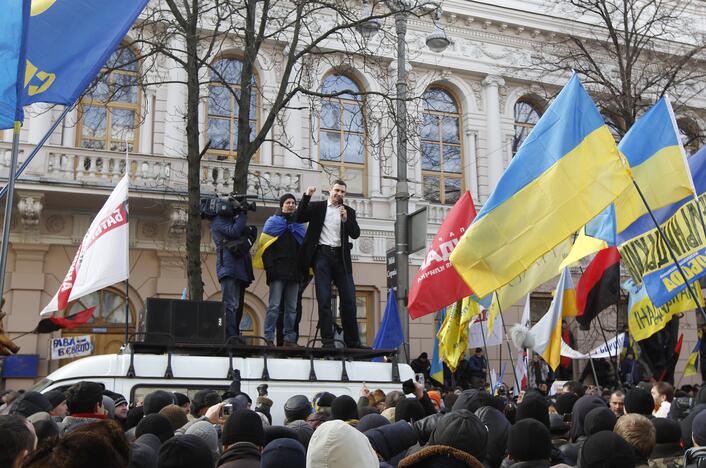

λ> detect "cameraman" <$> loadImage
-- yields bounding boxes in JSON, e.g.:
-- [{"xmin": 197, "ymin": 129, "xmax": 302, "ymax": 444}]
[{"xmin": 211, "ymin": 206, "xmax": 254, "ymax": 340}]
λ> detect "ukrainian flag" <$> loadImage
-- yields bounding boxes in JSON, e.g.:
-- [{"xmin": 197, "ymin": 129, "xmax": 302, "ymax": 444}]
[
  {"xmin": 450, "ymin": 75, "xmax": 632, "ymax": 298},
  {"xmin": 430, "ymin": 308, "xmax": 446, "ymax": 385},
  {"xmin": 613, "ymin": 97, "xmax": 694, "ymax": 233},
  {"xmin": 528, "ymin": 268, "xmax": 578, "ymax": 371},
  {"xmin": 684, "ymin": 339, "xmax": 700, "ymax": 378},
  {"xmin": 438, "ymin": 297, "xmax": 480, "ymax": 372},
  {"xmin": 0, "ymin": 0, "xmax": 29, "ymax": 130}
]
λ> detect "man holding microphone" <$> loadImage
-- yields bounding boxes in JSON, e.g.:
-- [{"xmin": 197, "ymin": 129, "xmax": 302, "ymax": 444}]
[{"xmin": 295, "ymin": 179, "xmax": 364, "ymax": 349}]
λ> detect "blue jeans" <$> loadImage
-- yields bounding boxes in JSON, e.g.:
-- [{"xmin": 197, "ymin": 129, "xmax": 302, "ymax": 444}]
[
  {"xmin": 314, "ymin": 249, "xmax": 361, "ymax": 347},
  {"xmin": 264, "ymin": 280, "xmax": 299, "ymax": 343},
  {"xmin": 220, "ymin": 277, "xmax": 242, "ymax": 339}
]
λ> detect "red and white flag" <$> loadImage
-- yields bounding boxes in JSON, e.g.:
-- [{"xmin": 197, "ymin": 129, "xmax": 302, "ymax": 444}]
[
  {"xmin": 40, "ymin": 175, "xmax": 129, "ymax": 315},
  {"xmin": 408, "ymin": 191, "xmax": 477, "ymax": 319}
]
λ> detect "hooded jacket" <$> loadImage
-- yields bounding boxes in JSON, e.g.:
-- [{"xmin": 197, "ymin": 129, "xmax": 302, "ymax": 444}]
[
  {"xmin": 685, "ymin": 446, "xmax": 706, "ymax": 468},
  {"xmin": 306, "ymin": 419, "xmax": 378, "ymax": 468},
  {"xmin": 217, "ymin": 441, "xmax": 261, "ymax": 468},
  {"xmin": 211, "ymin": 213, "xmax": 254, "ymax": 284},
  {"xmin": 398, "ymin": 445, "xmax": 485, "ymax": 468},
  {"xmin": 682, "ymin": 387, "xmax": 706, "ymax": 449},
  {"xmin": 365, "ymin": 421, "xmax": 418, "ymax": 463},
  {"xmin": 475, "ymin": 406, "xmax": 510, "ymax": 468}
]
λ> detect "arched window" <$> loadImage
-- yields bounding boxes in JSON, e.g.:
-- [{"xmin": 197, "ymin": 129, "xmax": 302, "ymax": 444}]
[
  {"xmin": 512, "ymin": 99, "xmax": 542, "ymax": 156},
  {"xmin": 77, "ymin": 47, "xmax": 140, "ymax": 152},
  {"xmin": 65, "ymin": 288, "xmax": 135, "ymax": 327},
  {"xmin": 678, "ymin": 119, "xmax": 702, "ymax": 156},
  {"xmin": 421, "ymin": 88, "xmax": 463, "ymax": 204},
  {"xmin": 207, "ymin": 58, "xmax": 258, "ymax": 160},
  {"xmin": 319, "ymin": 74, "xmax": 367, "ymax": 196}
]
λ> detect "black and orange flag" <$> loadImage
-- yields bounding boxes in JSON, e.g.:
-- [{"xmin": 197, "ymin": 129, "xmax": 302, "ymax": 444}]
[{"xmin": 576, "ymin": 247, "xmax": 621, "ymax": 330}]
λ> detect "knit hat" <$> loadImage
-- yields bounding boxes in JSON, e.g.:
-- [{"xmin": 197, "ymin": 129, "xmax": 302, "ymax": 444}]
[
  {"xmin": 569, "ymin": 395, "xmax": 608, "ymax": 441},
  {"xmin": 451, "ymin": 389, "xmax": 483, "ymax": 413},
  {"xmin": 548, "ymin": 412, "xmax": 570, "ymax": 435},
  {"xmin": 262, "ymin": 438, "xmax": 306, "ymax": 468},
  {"xmin": 265, "ymin": 425, "xmax": 300, "ymax": 446},
  {"xmin": 185, "ymin": 420, "xmax": 220, "ymax": 464},
  {"xmin": 508, "ymin": 419, "xmax": 551, "ymax": 461},
  {"xmin": 306, "ymin": 420, "xmax": 378, "ymax": 468},
  {"xmin": 126, "ymin": 406, "xmax": 145, "ymax": 430},
  {"xmin": 579, "ymin": 430, "xmax": 637, "ymax": 468},
  {"xmin": 10, "ymin": 391, "xmax": 52, "ymax": 417},
  {"xmin": 104, "ymin": 390, "xmax": 127, "ymax": 408},
  {"xmin": 625, "ymin": 388, "xmax": 654, "ymax": 416},
  {"xmin": 157, "ymin": 434, "xmax": 213, "ymax": 468},
  {"xmin": 428, "ymin": 410, "xmax": 488, "ymax": 461},
  {"xmin": 135, "ymin": 433, "xmax": 162, "ymax": 455},
  {"xmin": 515, "ymin": 392, "xmax": 550, "ymax": 429},
  {"xmin": 279, "ymin": 193, "xmax": 296, "ymax": 208},
  {"xmin": 286, "ymin": 419, "xmax": 314, "ymax": 449},
  {"xmin": 330, "ymin": 395, "xmax": 358, "ymax": 421},
  {"xmin": 136, "ymin": 413, "xmax": 175, "ymax": 443},
  {"xmin": 395, "ymin": 398, "xmax": 425, "ymax": 423},
  {"xmin": 554, "ymin": 392, "xmax": 578, "ymax": 416},
  {"xmin": 284, "ymin": 395, "xmax": 312, "ymax": 423},
  {"xmin": 159, "ymin": 404, "xmax": 188, "ymax": 431},
  {"xmin": 44, "ymin": 390, "xmax": 67, "ymax": 409},
  {"xmin": 652, "ymin": 417, "xmax": 681, "ymax": 444},
  {"xmin": 144, "ymin": 390, "xmax": 175, "ymax": 415},
  {"xmin": 427, "ymin": 391, "xmax": 442, "ymax": 409},
  {"xmin": 583, "ymin": 407, "xmax": 617, "ymax": 436},
  {"xmin": 129, "ymin": 441, "xmax": 157, "ymax": 468},
  {"xmin": 102, "ymin": 395, "xmax": 115, "ymax": 419},
  {"xmin": 357, "ymin": 413, "xmax": 390, "ymax": 433},
  {"xmin": 222, "ymin": 408, "xmax": 265, "ymax": 447},
  {"xmin": 315, "ymin": 392, "xmax": 336, "ymax": 409},
  {"xmin": 692, "ymin": 409, "xmax": 706, "ymax": 446}
]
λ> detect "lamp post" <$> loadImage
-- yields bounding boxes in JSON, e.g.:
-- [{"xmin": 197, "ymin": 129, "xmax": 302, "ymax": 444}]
[{"xmin": 359, "ymin": 2, "xmax": 449, "ymax": 362}]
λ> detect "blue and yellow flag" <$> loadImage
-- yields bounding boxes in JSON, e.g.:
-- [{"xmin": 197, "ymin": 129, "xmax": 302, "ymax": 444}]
[
  {"xmin": 0, "ymin": 0, "xmax": 29, "ymax": 130},
  {"xmin": 684, "ymin": 335, "xmax": 701, "ymax": 378},
  {"xmin": 430, "ymin": 308, "xmax": 446, "ymax": 384},
  {"xmin": 21, "ymin": 0, "xmax": 148, "ymax": 107},
  {"xmin": 450, "ymin": 74, "xmax": 632, "ymax": 297},
  {"xmin": 438, "ymin": 297, "xmax": 480, "ymax": 372}
]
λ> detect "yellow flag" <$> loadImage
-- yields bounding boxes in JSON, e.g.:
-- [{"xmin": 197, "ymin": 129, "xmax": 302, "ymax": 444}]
[{"xmin": 438, "ymin": 297, "xmax": 480, "ymax": 372}]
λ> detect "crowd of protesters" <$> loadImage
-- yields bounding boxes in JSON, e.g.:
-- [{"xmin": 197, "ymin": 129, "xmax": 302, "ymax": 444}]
[{"xmin": 2, "ymin": 367, "xmax": 706, "ymax": 468}]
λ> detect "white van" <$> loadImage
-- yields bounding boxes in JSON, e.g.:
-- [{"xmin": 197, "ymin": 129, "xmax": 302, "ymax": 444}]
[{"xmin": 32, "ymin": 349, "xmax": 414, "ymax": 424}]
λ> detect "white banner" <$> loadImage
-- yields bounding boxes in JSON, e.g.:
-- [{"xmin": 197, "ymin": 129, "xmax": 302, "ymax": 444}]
[
  {"xmin": 468, "ymin": 309, "xmax": 502, "ymax": 348},
  {"xmin": 41, "ymin": 175, "xmax": 129, "ymax": 315},
  {"xmin": 560, "ymin": 333, "xmax": 625, "ymax": 360},
  {"xmin": 50, "ymin": 335, "xmax": 93, "ymax": 360}
]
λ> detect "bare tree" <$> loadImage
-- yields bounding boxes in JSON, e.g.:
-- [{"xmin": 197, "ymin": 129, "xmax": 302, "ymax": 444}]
[
  {"xmin": 527, "ymin": 0, "xmax": 706, "ymax": 136},
  {"xmin": 111, "ymin": 0, "xmax": 438, "ymax": 300}
]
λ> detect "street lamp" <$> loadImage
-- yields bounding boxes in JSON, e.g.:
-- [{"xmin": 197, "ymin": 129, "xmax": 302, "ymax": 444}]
[{"xmin": 359, "ymin": 0, "xmax": 449, "ymax": 362}]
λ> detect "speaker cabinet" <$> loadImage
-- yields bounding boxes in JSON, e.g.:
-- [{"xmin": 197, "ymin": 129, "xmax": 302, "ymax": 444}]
[{"xmin": 145, "ymin": 298, "xmax": 225, "ymax": 346}]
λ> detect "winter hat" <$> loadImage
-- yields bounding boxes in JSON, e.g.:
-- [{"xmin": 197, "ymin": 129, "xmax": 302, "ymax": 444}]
[
  {"xmin": 692, "ymin": 409, "xmax": 706, "ymax": 446},
  {"xmin": 144, "ymin": 390, "xmax": 175, "ymax": 415},
  {"xmin": 157, "ymin": 434, "xmax": 212, "ymax": 468},
  {"xmin": 554, "ymin": 392, "xmax": 578, "ymax": 416},
  {"xmin": 279, "ymin": 193, "xmax": 296, "ymax": 208},
  {"xmin": 136, "ymin": 414, "xmax": 175, "ymax": 443},
  {"xmin": 428, "ymin": 409, "xmax": 488, "ymax": 461},
  {"xmin": 104, "ymin": 390, "xmax": 127, "ymax": 408},
  {"xmin": 365, "ymin": 420, "xmax": 418, "ymax": 461},
  {"xmin": 264, "ymin": 425, "xmax": 300, "ymax": 446},
  {"xmin": 515, "ymin": 392, "xmax": 550, "ymax": 429},
  {"xmin": 126, "ymin": 406, "xmax": 145, "ymax": 430},
  {"xmin": 357, "ymin": 413, "xmax": 390, "ymax": 433},
  {"xmin": 569, "ymin": 395, "xmax": 608, "ymax": 441},
  {"xmin": 652, "ymin": 417, "xmax": 681, "ymax": 444},
  {"xmin": 102, "ymin": 395, "xmax": 115, "ymax": 419},
  {"xmin": 287, "ymin": 419, "xmax": 314, "ymax": 449},
  {"xmin": 222, "ymin": 408, "xmax": 265, "ymax": 447},
  {"xmin": 135, "ymin": 433, "xmax": 162, "ymax": 455},
  {"xmin": 306, "ymin": 419, "xmax": 378, "ymax": 468},
  {"xmin": 451, "ymin": 389, "xmax": 483, "ymax": 413},
  {"xmin": 129, "ymin": 441, "xmax": 157, "ymax": 468},
  {"xmin": 315, "ymin": 392, "xmax": 336, "ymax": 410},
  {"xmin": 475, "ymin": 406, "xmax": 511, "ymax": 467},
  {"xmin": 427, "ymin": 391, "xmax": 442, "ymax": 409},
  {"xmin": 262, "ymin": 438, "xmax": 306, "ymax": 468},
  {"xmin": 173, "ymin": 392, "xmax": 189, "ymax": 407},
  {"xmin": 625, "ymin": 388, "xmax": 654, "ymax": 416},
  {"xmin": 584, "ymin": 406, "xmax": 617, "ymax": 435},
  {"xmin": 395, "ymin": 397, "xmax": 426, "ymax": 423},
  {"xmin": 185, "ymin": 420, "xmax": 220, "ymax": 463},
  {"xmin": 284, "ymin": 395, "xmax": 312, "ymax": 422},
  {"xmin": 549, "ymin": 413, "xmax": 570, "ymax": 435},
  {"xmin": 508, "ymin": 419, "xmax": 551, "ymax": 461},
  {"xmin": 330, "ymin": 395, "xmax": 358, "ymax": 421},
  {"xmin": 159, "ymin": 405, "xmax": 188, "ymax": 431},
  {"xmin": 32, "ymin": 418, "xmax": 59, "ymax": 443},
  {"xmin": 10, "ymin": 391, "xmax": 52, "ymax": 417},
  {"xmin": 44, "ymin": 390, "xmax": 67, "ymax": 409},
  {"xmin": 579, "ymin": 430, "xmax": 637, "ymax": 468}
]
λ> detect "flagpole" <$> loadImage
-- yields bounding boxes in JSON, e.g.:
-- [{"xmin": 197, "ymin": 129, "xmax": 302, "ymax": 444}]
[
  {"xmin": 596, "ymin": 314, "xmax": 621, "ymax": 387},
  {"xmin": 495, "ymin": 292, "xmax": 522, "ymax": 392},
  {"xmin": 631, "ymin": 179, "xmax": 706, "ymax": 322},
  {"xmin": 0, "ymin": 122, "xmax": 23, "ymax": 305},
  {"xmin": 587, "ymin": 351, "xmax": 601, "ymax": 388},
  {"xmin": 478, "ymin": 313, "xmax": 490, "ymax": 387},
  {"xmin": 124, "ymin": 138, "xmax": 130, "ymax": 348}
]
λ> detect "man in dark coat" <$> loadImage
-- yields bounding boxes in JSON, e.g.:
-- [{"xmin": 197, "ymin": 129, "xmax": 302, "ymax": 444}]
[
  {"xmin": 211, "ymin": 207, "xmax": 254, "ymax": 339},
  {"xmin": 294, "ymin": 180, "xmax": 362, "ymax": 348},
  {"xmin": 257, "ymin": 193, "xmax": 306, "ymax": 346}
]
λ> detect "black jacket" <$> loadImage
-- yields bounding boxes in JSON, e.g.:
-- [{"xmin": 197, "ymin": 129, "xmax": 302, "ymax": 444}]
[
  {"xmin": 262, "ymin": 213, "xmax": 302, "ymax": 285},
  {"xmin": 294, "ymin": 194, "xmax": 360, "ymax": 275}
]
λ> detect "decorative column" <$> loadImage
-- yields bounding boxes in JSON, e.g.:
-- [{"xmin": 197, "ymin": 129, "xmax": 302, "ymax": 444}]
[
  {"xmin": 464, "ymin": 126, "xmax": 479, "ymax": 202},
  {"xmin": 482, "ymin": 74, "xmax": 505, "ymax": 192},
  {"xmin": 28, "ymin": 104, "xmax": 53, "ymax": 145},
  {"xmin": 163, "ymin": 36, "xmax": 187, "ymax": 157},
  {"xmin": 139, "ymin": 91, "xmax": 156, "ymax": 155}
]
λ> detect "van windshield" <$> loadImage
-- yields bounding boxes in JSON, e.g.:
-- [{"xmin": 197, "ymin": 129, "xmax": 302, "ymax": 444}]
[{"xmin": 30, "ymin": 378, "xmax": 54, "ymax": 393}]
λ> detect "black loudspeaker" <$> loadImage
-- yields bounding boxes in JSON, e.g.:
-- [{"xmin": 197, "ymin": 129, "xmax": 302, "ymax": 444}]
[{"xmin": 145, "ymin": 298, "xmax": 225, "ymax": 346}]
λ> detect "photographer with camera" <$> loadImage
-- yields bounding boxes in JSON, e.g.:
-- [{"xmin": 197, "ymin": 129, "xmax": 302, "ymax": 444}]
[
  {"xmin": 295, "ymin": 180, "xmax": 364, "ymax": 349},
  {"xmin": 209, "ymin": 198, "xmax": 255, "ymax": 341},
  {"xmin": 254, "ymin": 193, "xmax": 306, "ymax": 347}
]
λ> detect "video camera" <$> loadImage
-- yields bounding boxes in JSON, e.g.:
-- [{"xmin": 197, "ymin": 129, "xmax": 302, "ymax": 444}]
[{"xmin": 200, "ymin": 193, "xmax": 257, "ymax": 219}]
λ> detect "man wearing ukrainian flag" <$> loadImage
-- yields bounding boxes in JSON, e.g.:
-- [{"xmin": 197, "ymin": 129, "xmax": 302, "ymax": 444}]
[{"xmin": 254, "ymin": 194, "xmax": 306, "ymax": 347}]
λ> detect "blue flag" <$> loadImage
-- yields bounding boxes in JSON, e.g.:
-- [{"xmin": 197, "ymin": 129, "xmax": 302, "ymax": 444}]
[
  {"xmin": 372, "ymin": 289, "xmax": 404, "ymax": 351},
  {"xmin": 21, "ymin": 0, "xmax": 148, "ymax": 107},
  {"xmin": 0, "ymin": 0, "xmax": 29, "ymax": 129},
  {"xmin": 430, "ymin": 308, "xmax": 446, "ymax": 384}
]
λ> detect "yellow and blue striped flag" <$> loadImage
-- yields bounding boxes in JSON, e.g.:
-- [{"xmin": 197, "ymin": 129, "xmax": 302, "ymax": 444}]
[
  {"xmin": 684, "ymin": 331, "xmax": 702, "ymax": 378},
  {"xmin": 430, "ymin": 308, "xmax": 446, "ymax": 385},
  {"xmin": 450, "ymin": 74, "xmax": 632, "ymax": 298},
  {"xmin": 0, "ymin": 0, "xmax": 29, "ymax": 129}
]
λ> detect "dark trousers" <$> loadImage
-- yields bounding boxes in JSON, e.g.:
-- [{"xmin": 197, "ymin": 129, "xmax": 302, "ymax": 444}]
[
  {"xmin": 276, "ymin": 276, "xmax": 311, "ymax": 346},
  {"xmin": 221, "ymin": 277, "xmax": 245, "ymax": 339},
  {"xmin": 313, "ymin": 248, "xmax": 360, "ymax": 347}
]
